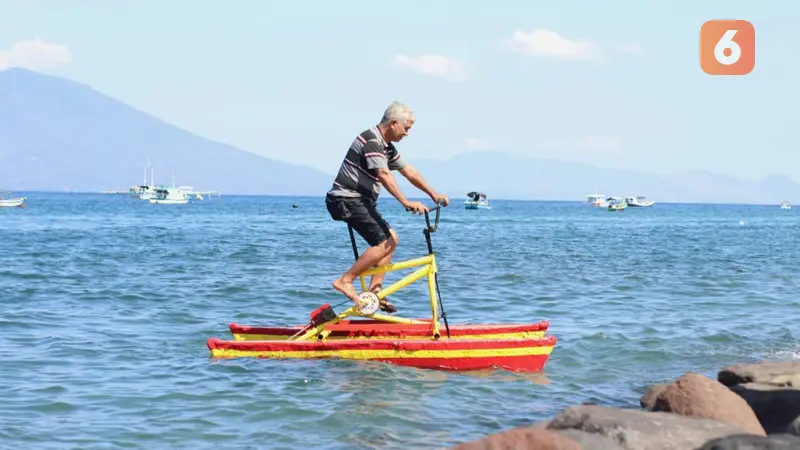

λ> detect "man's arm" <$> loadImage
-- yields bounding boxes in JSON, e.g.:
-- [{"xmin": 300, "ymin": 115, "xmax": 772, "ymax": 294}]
[
  {"xmin": 368, "ymin": 144, "xmax": 433, "ymax": 212},
  {"xmin": 375, "ymin": 168, "xmax": 411, "ymax": 208},
  {"xmin": 398, "ymin": 164, "xmax": 441, "ymax": 202}
]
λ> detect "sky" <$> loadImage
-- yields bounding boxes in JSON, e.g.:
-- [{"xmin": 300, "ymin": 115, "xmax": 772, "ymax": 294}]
[{"xmin": 0, "ymin": 0, "xmax": 797, "ymax": 182}]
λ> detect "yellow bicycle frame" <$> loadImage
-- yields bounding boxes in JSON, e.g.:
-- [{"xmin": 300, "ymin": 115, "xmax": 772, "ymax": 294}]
[
  {"xmin": 358, "ymin": 254, "xmax": 441, "ymax": 328},
  {"xmin": 292, "ymin": 203, "xmax": 447, "ymax": 342},
  {"xmin": 292, "ymin": 253, "xmax": 443, "ymax": 341}
]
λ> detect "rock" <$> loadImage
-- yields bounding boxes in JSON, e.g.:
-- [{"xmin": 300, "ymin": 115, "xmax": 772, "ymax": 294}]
[
  {"xmin": 718, "ymin": 361, "xmax": 800, "ymax": 387},
  {"xmin": 787, "ymin": 415, "xmax": 800, "ymax": 436},
  {"xmin": 546, "ymin": 404, "xmax": 747, "ymax": 450},
  {"xmin": 717, "ymin": 361, "xmax": 800, "ymax": 387},
  {"xmin": 727, "ymin": 383, "xmax": 800, "ymax": 435},
  {"xmin": 550, "ymin": 429, "xmax": 627, "ymax": 449},
  {"xmin": 648, "ymin": 372, "xmax": 765, "ymax": 435},
  {"xmin": 641, "ymin": 383, "xmax": 669, "ymax": 410},
  {"xmin": 514, "ymin": 418, "xmax": 630, "ymax": 449},
  {"xmin": 450, "ymin": 427, "xmax": 582, "ymax": 450},
  {"xmin": 718, "ymin": 362, "xmax": 800, "ymax": 434},
  {"xmin": 531, "ymin": 420, "xmax": 553, "ymax": 429},
  {"xmin": 695, "ymin": 433, "xmax": 800, "ymax": 449}
]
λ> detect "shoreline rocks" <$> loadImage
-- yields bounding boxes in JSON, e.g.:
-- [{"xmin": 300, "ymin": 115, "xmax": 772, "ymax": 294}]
[
  {"xmin": 719, "ymin": 361, "xmax": 800, "ymax": 435},
  {"xmin": 451, "ymin": 360, "xmax": 800, "ymax": 450}
]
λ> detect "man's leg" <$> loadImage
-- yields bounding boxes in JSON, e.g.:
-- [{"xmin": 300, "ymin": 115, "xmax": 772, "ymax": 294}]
[
  {"xmin": 332, "ymin": 236, "xmax": 395, "ymax": 304},
  {"xmin": 367, "ymin": 228, "xmax": 398, "ymax": 292},
  {"xmin": 331, "ymin": 198, "xmax": 396, "ymax": 305}
]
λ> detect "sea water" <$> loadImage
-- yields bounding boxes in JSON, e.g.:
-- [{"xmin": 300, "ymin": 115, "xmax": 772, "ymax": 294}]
[{"xmin": 1, "ymin": 193, "xmax": 798, "ymax": 449}]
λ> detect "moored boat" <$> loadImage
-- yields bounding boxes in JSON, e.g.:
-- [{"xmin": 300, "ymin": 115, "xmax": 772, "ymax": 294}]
[
  {"xmin": 464, "ymin": 191, "xmax": 491, "ymax": 209},
  {"xmin": 607, "ymin": 197, "xmax": 626, "ymax": 211},
  {"xmin": 585, "ymin": 194, "xmax": 607, "ymax": 207},
  {"xmin": 624, "ymin": 196, "xmax": 655, "ymax": 207},
  {"xmin": 149, "ymin": 187, "xmax": 189, "ymax": 204},
  {"xmin": 0, "ymin": 192, "xmax": 26, "ymax": 208}
]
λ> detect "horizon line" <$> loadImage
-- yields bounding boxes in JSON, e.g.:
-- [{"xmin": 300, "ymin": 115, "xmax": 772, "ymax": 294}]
[{"xmin": 3, "ymin": 189, "xmax": 793, "ymax": 207}]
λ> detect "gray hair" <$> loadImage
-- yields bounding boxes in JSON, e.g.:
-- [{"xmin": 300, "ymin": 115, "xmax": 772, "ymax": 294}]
[{"xmin": 380, "ymin": 101, "xmax": 415, "ymax": 125}]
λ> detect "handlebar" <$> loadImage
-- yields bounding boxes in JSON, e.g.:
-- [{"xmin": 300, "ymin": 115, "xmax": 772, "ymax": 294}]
[{"xmin": 405, "ymin": 200, "xmax": 446, "ymax": 233}]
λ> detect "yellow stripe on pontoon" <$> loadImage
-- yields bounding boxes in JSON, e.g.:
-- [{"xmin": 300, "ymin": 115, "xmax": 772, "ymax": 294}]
[
  {"xmin": 211, "ymin": 345, "xmax": 555, "ymax": 359},
  {"xmin": 232, "ymin": 331, "xmax": 546, "ymax": 341}
]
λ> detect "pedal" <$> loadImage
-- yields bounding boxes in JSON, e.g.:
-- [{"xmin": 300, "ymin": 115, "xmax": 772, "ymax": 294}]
[{"xmin": 356, "ymin": 291, "xmax": 380, "ymax": 315}]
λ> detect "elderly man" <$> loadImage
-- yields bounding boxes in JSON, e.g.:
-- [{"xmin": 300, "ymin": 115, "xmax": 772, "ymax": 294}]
[{"xmin": 325, "ymin": 101, "xmax": 449, "ymax": 313}]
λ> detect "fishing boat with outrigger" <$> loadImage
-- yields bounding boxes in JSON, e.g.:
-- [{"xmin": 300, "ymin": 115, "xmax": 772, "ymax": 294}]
[{"xmin": 207, "ymin": 203, "xmax": 556, "ymax": 372}]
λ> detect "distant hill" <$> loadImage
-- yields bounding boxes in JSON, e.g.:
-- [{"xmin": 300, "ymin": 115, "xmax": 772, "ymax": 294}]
[
  {"xmin": 0, "ymin": 68, "xmax": 796, "ymax": 203},
  {"xmin": 0, "ymin": 68, "xmax": 332, "ymax": 195}
]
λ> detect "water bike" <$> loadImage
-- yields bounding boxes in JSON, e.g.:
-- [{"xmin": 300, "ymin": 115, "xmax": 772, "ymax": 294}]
[{"xmin": 207, "ymin": 203, "xmax": 557, "ymax": 372}]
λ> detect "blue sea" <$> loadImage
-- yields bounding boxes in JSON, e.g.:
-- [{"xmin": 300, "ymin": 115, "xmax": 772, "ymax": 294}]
[{"xmin": 2, "ymin": 193, "xmax": 799, "ymax": 449}]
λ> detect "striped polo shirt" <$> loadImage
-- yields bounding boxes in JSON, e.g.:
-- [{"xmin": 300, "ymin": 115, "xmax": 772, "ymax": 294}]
[{"xmin": 327, "ymin": 126, "xmax": 407, "ymax": 201}]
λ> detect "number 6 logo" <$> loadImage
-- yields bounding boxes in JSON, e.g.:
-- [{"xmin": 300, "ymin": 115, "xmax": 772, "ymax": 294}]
[
  {"xmin": 700, "ymin": 20, "xmax": 755, "ymax": 75},
  {"xmin": 714, "ymin": 30, "xmax": 741, "ymax": 65}
]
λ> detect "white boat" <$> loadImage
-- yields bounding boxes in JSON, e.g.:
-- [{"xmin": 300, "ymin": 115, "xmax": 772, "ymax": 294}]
[
  {"xmin": 781, "ymin": 201, "xmax": 791, "ymax": 210},
  {"xmin": 585, "ymin": 194, "xmax": 607, "ymax": 207},
  {"xmin": 464, "ymin": 191, "xmax": 491, "ymax": 209},
  {"xmin": 0, "ymin": 192, "xmax": 26, "ymax": 208},
  {"xmin": 149, "ymin": 187, "xmax": 189, "ymax": 204},
  {"xmin": 624, "ymin": 196, "xmax": 655, "ymax": 207}
]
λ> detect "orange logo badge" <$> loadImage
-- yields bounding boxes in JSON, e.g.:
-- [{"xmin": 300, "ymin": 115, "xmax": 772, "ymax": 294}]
[{"xmin": 700, "ymin": 20, "xmax": 755, "ymax": 75}]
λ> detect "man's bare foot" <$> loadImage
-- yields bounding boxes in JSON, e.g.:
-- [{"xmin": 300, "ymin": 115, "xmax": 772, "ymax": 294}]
[
  {"xmin": 369, "ymin": 285, "xmax": 398, "ymax": 313},
  {"xmin": 332, "ymin": 277, "xmax": 360, "ymax": 304}
]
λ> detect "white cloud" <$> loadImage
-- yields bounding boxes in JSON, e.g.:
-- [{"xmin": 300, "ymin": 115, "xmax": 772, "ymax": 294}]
[
  {"xmin": 505, "ymin": 29, "xmax": 603, "ymax": 63},
  {"xmin": 0, "ymin": 38, "xmax": 72, "ymax": 70},
  {"xmin": 616, "ymin": 43, "xmax": 643, "ymax": 54},
  {"xmin": 391, "ymin": 54, "xmax": 467, "ymax": 82}
]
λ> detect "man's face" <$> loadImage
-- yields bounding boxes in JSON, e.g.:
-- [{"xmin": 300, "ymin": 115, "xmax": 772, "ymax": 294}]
[{"xmin": 387, "ymin": 118, "xmax": 414, "ymax": 142}]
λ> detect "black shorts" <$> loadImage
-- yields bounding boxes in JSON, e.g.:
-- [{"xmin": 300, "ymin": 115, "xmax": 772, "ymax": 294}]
[{"xmin": 326, "ymin": 194, "xmax": 392, "ymax": 246}]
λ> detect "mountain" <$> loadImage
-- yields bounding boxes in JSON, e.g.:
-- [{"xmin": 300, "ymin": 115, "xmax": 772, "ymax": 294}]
[
  {"xmin": 394, "ymin": 151, "xmax": 798, "ymax": 204},
  {"xmin": 0, "ymin": 68, "xmax": 332, "ymax": 195},
  {"xmin": 0, "ymin": 68, "xmax": 796, "ymax": 203}
]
